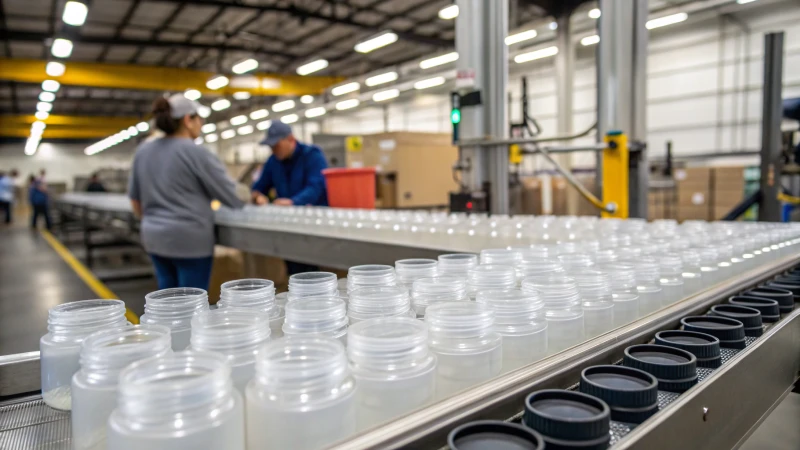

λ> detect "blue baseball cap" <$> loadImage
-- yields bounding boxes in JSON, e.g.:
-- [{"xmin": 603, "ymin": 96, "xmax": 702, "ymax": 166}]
[{"xmin": 259, "ymin": 121, "xmax": 293, "ymax": 147}]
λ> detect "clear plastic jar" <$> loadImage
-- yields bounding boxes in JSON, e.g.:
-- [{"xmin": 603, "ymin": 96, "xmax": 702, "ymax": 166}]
[
  {"xmin": 601, "ymin": 263, "xmax": 641, "ymax": 324},
  {"xmin": 347, "ymin": 286, "xmax": 413, "ymax": 323},
  {"xmin": 395, "ymin": 259, "xmax": 438, "ymax": 289},
  {"xmin": 521, "ymin": 275, "xmax": 584, "ymax": 354},
  {"xmin": 275, "ymin": 291, "xmax": 290, "ymax": 308},
  {"xmin": 282, "ymin": 296, "xmax": 348, "ymax": 344},
  {"xmin": 593, "ymin": 249, "xmax": 618, "ymax": 265},
  {"xmin": 71, "ymin": 325, "xmax": 171, "ymax": 450},
  {"xmin": 466, "ymin": 265, "xmax": 517, "ymax": 300},
  {"xmin": 218, "ymin": 278, "xmax": 284, "ymax": 338},
  {"xmin": 107, "ymin": 351, "xmax": 245, "ymax": 450},
  {"xmin": 246, "ymin": 337, "xmax": 356, "ymax": 450},
  {"xmin": 517, "ymin": 258, "xmax": 564, "ymax": 282},
  {"xmin": 680, "ymin": 249, "xmax": 704, "ymax": 295},
  {"xmin": 476, "ymin": 290, "xmax": 547, "ymax": 371},
  {"xmin": 633, "ymin": 259, "xmax": 663, "ymax": 316},
  {"xmin": 557, "ymin": 253, "xmax": 595, "ymax": 272},
  {"xmin": 425, "ymin": 302, "xmax": 502, "ymax": 399},
  {"xmin": 190, "ymin": 309, "xmax": 271, "ymax": 395},
  {"xmin": 571, "ymin": 272, "xmax": 615, "ymax": 338},
  {"xmin": 347, "ymin": 265, "xmax": 397, "ymax": 292},
  {"xmin": 40, "ymin": 299, "xmax": 128, "ymax": 410},
  {"xmin": 438, "ymin": 253, "xmax": 479, "ymax": 279},
  {"xmin": 347, "ymin": 318, "xmax": 436, "ymax": 431},
  {"xmin": 141, "ymin": 288, "xmax": 209, "ymax": 351},
  {"xmin": 696, "ymin": 247, "xmax": 722, "ymax": 287},
  {"xmin": 288, "ymin": 272, "xmax": 339, "ymax": 301},
  {"xmin": 480, "ymin": 248, "xmax": 522, "ymax": 267},
  {"xmin": 658, "ymin": 254, "xmax": 685, "ymax": 306},
  {"xmin": 411, "ymin": 276, "xmax": 468, "ymax": 318}
]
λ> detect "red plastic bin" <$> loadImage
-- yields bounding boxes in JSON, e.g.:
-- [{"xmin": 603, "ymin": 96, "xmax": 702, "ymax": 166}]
[{"xmin": 322, "ymin": 167, "xmax": 376, "ymax": 209}]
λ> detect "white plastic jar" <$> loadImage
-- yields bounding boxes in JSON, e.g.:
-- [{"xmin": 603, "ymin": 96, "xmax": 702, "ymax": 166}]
[
  {"xmin": 40, "ymin": 299, "xmax": 128, "ymax": 410},
  {"xmin": 288, "ymin": 271, "xmax": 339, "ymax": 301},
  {"xmin": 347, "ymin": 285, "xmax": 413, "ymax": 323},
  {"xmin": 425, "ymin": 302, "xmax": 503, "ymax": 399},
  {"xmin": 480, "ymin": 248, "xmax": 522, "ymax": 267},
  {"xmin": 282, "ymin": 296, "xmax": 348, "ymax": 344},
  {"xmin": 557, "ymin": 253, "xmax": 595, "ymax": 272},
  {"xmin": 246, "ymin": 337, "xmax": 356, "ymax": 450},
  {"xmin": 632, "ymin": 260, "xmax": 663, "ymax": 316},
  {"xmin": 190, "ymin": 309, "xmax": 271, "ymax": 395},
  {"xmin": 476, "ymin": 289, "xmax": 547, "ymax": 371},
  {"xmin": 658, "ymin": 254, "xmax": 685, "ymax": 306},
  {"xmin": 521, "ymin": 275, "xmax": 585, "ymax": 354},
  {"xmin": 571, "ymin": 272, "xmax": 615, "ymax": 339},
  {"xmin": 466, "ymin": 264, "xmax": 517, "ymax": 300},
  {"xmin": 347, "ymin": 317, "xmax": 436, "ymax": 431},
  {"xmin": 680, "ymin": 249, "xmax": 704, "ymax": 295},
  {"xmin": 141, "ymin": 288, "xmax": 209, "ymax": 351},
  {"xmin": 71, "ymin": 325, "xmax": 171, "ymax": 450},
  {"xmin": 410, "ymin": 276, "xmax": 468, "ymax": 318},
  {"xmin": 218, "ymin": 278, "xmax": 284, "ymax": 338},
  {"xmin": 437, "ymin": 253, "xmax": 479, "ymax": 279},
  {"xmin": 395, "ymin": 259, "xmax": 438, "ymax": 289},
  {"xmin": 107, "ymin": 351, "xmax": 245, "ymax": 450},
  {"xmin": 517, "ymin": 258, "xmax": 564, "ymax": 282},
  {"xmin": 347, "ymin": 265, "xmax": 397, "ymax": 292},
  {"xmin": 696, "ymin": 247, "xmax": 722, "ymax": 287}
]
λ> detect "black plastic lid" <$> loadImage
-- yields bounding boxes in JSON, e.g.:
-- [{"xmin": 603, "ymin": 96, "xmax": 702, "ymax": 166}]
[
  {"xmin": 579, "ymin": 365, "xmax": 659, "ymax": 424},
  {"xmin": 623, "ymin": 344, "xmax": 698, "ymax": 393},
  {"xmin": 681, "ymin": 315, "xmax": 746, "ymax": 343},
  {"xmin": 746, "ymin": 287, "xmax": 794, "ymax": 308},
  {"xmin": 708, "ymin": 304, "xmax": 762, "ymax": 329},
  {"xmin": 654, "ymin": 330, "xmax": 721, "ymax": 359},
  {"xmin": 742, "ymin": 325, "xmax": 764, "ymax": 338},
  {"xmin": 449, "ymin": 421, "xmax": 545, "ymax": 450},
  {"xmin": 523, "ymin": 389, "xmax": 611, "ymax": 447},
  {"xmin": 762, "ymin": 282, "xmax": 800, "ymax": 306},
  {"xmin": 728, "ymin": 296, "xmax": 780, "ymax": 322},
  {"xmin": 775, "ymin": 274, "xmax": 800, "ymax": 284}
]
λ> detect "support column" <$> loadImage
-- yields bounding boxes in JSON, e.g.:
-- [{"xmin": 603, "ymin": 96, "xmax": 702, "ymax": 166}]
[
  {"xmin": 758, "ymin": 32, "xmax": 785, "ymax": 222},
  {"xmin": 555, "ymin": 12, "xmax": 577, "ymax": 214}
]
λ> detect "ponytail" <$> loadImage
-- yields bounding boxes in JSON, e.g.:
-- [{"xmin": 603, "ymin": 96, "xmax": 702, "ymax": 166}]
[{"xmin": 151, "ymin": 97, "xmax": 180, "ymax": 135}]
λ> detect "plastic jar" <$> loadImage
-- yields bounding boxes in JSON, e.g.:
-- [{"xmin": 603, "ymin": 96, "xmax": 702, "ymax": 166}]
[
  {"xmin": 190, "ymin": 309, "xmax": 271, "ymax": 394},
  {"xmin": 466, "ymin": 265, "xmax": 517, "ymax": 300},
  {"xmin": 141, "ymin": 288, "xmax": 209, "ymax": 351},
  {"xmin": 437, "ymin": 254, "xmax": 479, "ymax": 279},
  {"xmin": 680, "ymin": 250, "xmax": 704, "ymax": 295},
  {"xmin": 218, "ymin": 278, "xmax": 284, "ymax": 338},
  {"xmin": 425, "ymin": 302, "xmax": 503, "ymax": 399},
  {"xmin": 593, "ymin": 249, "xmax": 618, "ymax": 265},
  {"xmin": 659, "ymin": 254, "xmax": 685, "ymax": 306},
  {"xmin": 282, "ymin": 296, "xmax": 348, "ymax": 344},
  {"xmin": 571, "ymin": 272, "xmax": 615, "ymax": 338},
  {"xmin": 714, "ymin": 243, "xmax": 735, "ymax": 282},
  {"xmin": 288, "ymin": 271, "xmax": 339, "ymax": 301},
  {"xmin": 411, "ymin": 276, "xmax": 468, "ymax": 318},
  {"xmin": 476, "ymin": 290, "xmax": 547, "ymax": 371},
  {"xmin": 246, "ymin": 337, "xmax": 356, "ymax": 450},
  {"xmin": 347, "ymin": 286, "xmax": 413, "ymax": 323},
  {"xmin": 480, "ymin": 248, "xmax": 522, "ymax": 268},
  {"xmin": 107, "ymin": 351, "xmax": 245, "ymax": 450},
  {"xmin": 347, "ymin": 318, "xmax": 436, "ymax": 431},
  {"xmin": 40, "ymin": 299, "xmax": 128, "ymax": 410},
  {"xmin": 696, "ymin": 247, "xmax": 722, "ymax": 287},
  {"xmin": 633, "ymin": 260, "xmax": 663, "ymax": 316},
  {"xmin": 557, "ymin": 253, "xmax": 595, "ymax": 272},
  {"xmin": 395, "ymin": 259, "xmax": 438, "ymax": 289},
  {"xmin": 347, "ymin": 265, "xmax": 397, "ymax": 292},
  {"xmin": 71, "ymin": 325, "xmax": 171, "ymax": 450},
  {"xmin": 517, "ymin": 258, "xmax": 564, "ymax": 283},
  {"xmin": 521, "ymin": 275, "xmax": 585, "ymax": 354}
]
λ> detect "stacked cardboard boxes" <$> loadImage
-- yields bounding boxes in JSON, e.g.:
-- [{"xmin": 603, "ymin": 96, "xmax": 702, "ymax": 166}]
[
  {"xmin": 647, "ymin": 189, "xmax": 677, "ymax": 221},
  {"xmin": 674, "ymin": 167, "xmax": 711, "ymax": 221},
  {"xmin": 711, "ymin": 166, "xmax": 746, "ymax": 220}
]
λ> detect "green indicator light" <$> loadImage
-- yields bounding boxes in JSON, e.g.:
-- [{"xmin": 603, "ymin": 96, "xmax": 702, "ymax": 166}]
[{"xmin": 451, "ymin": 108, "xmax": 461, "ymax": 124}]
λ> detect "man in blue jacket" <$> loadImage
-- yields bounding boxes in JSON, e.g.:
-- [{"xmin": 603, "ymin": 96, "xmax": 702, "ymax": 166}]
[{"xmin": 251, "ymin": 121, "xmax": 328, "ymax": 274}]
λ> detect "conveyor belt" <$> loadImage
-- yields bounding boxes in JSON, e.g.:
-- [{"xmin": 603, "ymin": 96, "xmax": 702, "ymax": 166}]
[{"xmin": 0, "ymin": 395, "xmax": 70, "ymax": 449}]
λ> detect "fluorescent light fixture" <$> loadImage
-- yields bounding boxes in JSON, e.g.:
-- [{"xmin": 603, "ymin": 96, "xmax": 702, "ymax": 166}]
[
  {"xmin": 237, "ymin": 125, "xmax": 254, "ymax": 135},
  {"xmin": 35, "ymin": 111, "xmax": 49, "ymax": 120},
  {"xmin": 211, "ymin": 99, "xmax": 231, "ymax": 111},
  {"xmin": 514, "ymin": 46, "xmax": 559, "ymax": 63},
  {"xmin": 304, "ymin": 107, "xmax": 326, "ymax": 118},
  {"xmin": 296, "ymin": 59, "xmax": 329, "ymax": 76},
  {"xmin": 272, "ymin": 100, "xmax": 295, "ymax": 112},
  {"xmin": 646, "ymin": 12, "xmax": 688, "ymax": 29},
  {"xmin": 39, "ymin": 91, "xmax": 56, "ymax": 102},
  {"xmin": 45, "ymin": 61, "xmax": 65, "ymax": 77},
  {"xmin": 206, "ymin": 75, "xmax": 229, "ymax": 90},
  {"xmin": 250, "ymin": 109, "xmax": 269, "ymax": 120},
  {"xmin": 549, "ymin": 22, "xmax": 558, "ymax": 30},
  {"xmin": 198, "ymin": 106, "xmax": 211, "ymax": 118},
  {"xmin": 194, "ymin": 137, "xmax": 203, "ymax": 145},
  {"xmin": 31, "ymin": 121, "xmax": 46, "ymax": 132},
  {"xmin": 588, "ymin": 8, "xmax": 601, "ymax": 19},
  {"xmin": 127, "ymin": 126, "xmax": 138, "ymax": 136},
  {"xmin": 335, "ymin": 99, "xmax": 360, "ymax": 111},
  {"xmin": 120, "ymin": 130, "xmax": 131, "ymax": 140},
  {"xmin": 438, "ymin": 4, "xmax": 459, "ymax": 19},
  {"xmin": 221, "ymin": 129, "xmax": 236, "ymax": 140},
  {"xmin": 413, "ymin": 76, "xmax": 446, "ymax": 90},
  {"xmin": 205, "ymin": 133, "xmax": 219, "ymax": 143},
  {"xmin": 184, "ymin": 89, "xmax": 201, "ymax": 101},
  {"xmin": 233, "ymin": 91, "xmax": 251, "ymax": 100},
  {"xmin": 365, "ymin": 71, "xmax": 398, "ymax": 87},
  {"xmin": 331, "ymin": 82, "xmax": 360, "ymax": 96},
  {"xmin": 41, "ymin": 80, "xmax": 60, "ymax": 92},
  {"xmin": 51, "ymin": 38, "xmax": 73, "ymax": 58},
  {"xmin": 420, "ymin": 52, "xmax": 458, "ymax": 69},
  {"xmin": 201, "ymin": 123, "xmax": 216, "ymax": 133},
  {"xmin": 230, "ymin": 115, "xmax": 248, "ymax": 126},
  {"xmin": 25, "ymin": 138, "xmax": 40, "ymax": 156},
  {"xmin": 372, "ymin": 88, "xmax": 400, "ymax": 102},
  {"xmin": 256, "ymin": 120, "xmax": 271, "ymax": 130},
  {"xmin": 505, "ymin": 29, "xmax": 538, "ymax": 45},
  {"xmin": 281, "ymin": 114, "xmax": 299, "ymax": 124},
  {"xmin": 136, "ymin": 121, "xmax": 150, "ymax": 132},
  {"xmin": 300, "ymin": 95, "xmax": 314, "ymax": 104},
  {"xmin": 63, "ymin": 1, "xmax": 88, "ymax": 26},
  {"xmin": 36, "ymin": 102, "xmax": 53, "ymax": 113},
  {"xmin": 581, "ymin": 35, "xmax": 600, "ymax": 46},
  {"xmin": 354, "ymin": 31, "xmax": 398, "ymax": 53},
  {"xmin": 737, "ymin": 0, "xmax": 757, "ymax": 4},
  {"xmin": 232, "ymin": 58, "xmax": 259, "ymax": 74}
]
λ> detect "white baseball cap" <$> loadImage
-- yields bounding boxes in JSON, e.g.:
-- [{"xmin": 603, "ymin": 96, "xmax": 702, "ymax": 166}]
[{"xmin": 166, "ymin": 93, "xmax": 203, "ymax": 118}]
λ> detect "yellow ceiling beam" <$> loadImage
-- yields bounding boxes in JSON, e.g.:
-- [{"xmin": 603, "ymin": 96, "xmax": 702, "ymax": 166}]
[
  {"xmin": 0, "ymin": 58, "xmax": 344, "ymax": 96},
  {"xmin": 0, "ymin": 126, "xmax": 123, "ymax": 139},
  {"xmin": 0, "ymin": 114, "xmax": 142, "ymax": 128}
]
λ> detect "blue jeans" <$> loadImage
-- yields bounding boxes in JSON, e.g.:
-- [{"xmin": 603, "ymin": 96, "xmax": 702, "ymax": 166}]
[
  {"xmin": 31, "ymin": 204, "xmax": 51, "ymax": 229},
  {"xmin": 149, "ymin": 254, "xmax": 214, "ymax": 291}
]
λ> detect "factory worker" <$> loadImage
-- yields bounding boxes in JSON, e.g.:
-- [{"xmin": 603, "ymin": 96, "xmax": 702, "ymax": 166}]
[{"xmin": 128, "ymin": 94, "xmax": 244, "ymax": 291}]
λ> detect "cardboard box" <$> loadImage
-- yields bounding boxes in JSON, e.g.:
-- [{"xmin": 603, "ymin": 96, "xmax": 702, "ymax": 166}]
[
  {"xmin": 712, "ymin": 166, "xmax": 746, "ymax": 190},
  {"xmin": 678, "ymin": 205, "xmax": 711, "ymax": 222},
  {"xmin": 713, "ymin": 188, "xmax": 745, "ymax": 209},
  {"xmin": 520, "ymin": 177, "xmax": 543, "ymax": 215},
  {"xmin": 674, "ymin": 167, "xmax": 712, "ymax": 187},
  {"xmin": 209, "ymin": 246, "xmax": 245, "ymax": 304},
  {"xmin": 713, "ymin": 206, "xmax": 738, "ymax": 220},
  {"xmin": 677, "ymin": 189, "xmax": 709, "ymax": 207},
  {"xmin": 552, "ymin": 177, "xmax": 569, "ymax": 216}
]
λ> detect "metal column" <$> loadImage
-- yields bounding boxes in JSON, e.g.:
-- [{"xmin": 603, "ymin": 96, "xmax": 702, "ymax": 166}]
[
  {"xmin": 597, "ymin": 0, "xmax": 649, "ymax": 218},
  {"xmin": 758, "ymin": 32, "xmax": 785, "ymax": 222}
]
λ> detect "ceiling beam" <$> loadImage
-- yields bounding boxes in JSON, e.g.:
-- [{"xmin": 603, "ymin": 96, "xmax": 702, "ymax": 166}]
[
  {"xmin": 98, "ymin": 0, "xmax": 141, "ymax": 62},
  {"xmin": 0, "ymin": 114, "xmax": 143, "ymax": 127},
  {"xmin": 130, "ymin": 1, "xmax": 188, "ymax": 64},
  {"xmin": 0, "ymin": 126, "xmax": 128, "ymax": 139}
]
